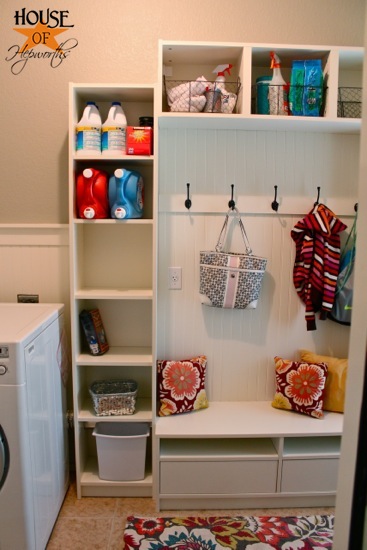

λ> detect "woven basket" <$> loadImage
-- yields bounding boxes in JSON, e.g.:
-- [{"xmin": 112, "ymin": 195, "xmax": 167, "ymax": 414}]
[{"xmin": 89, "ymin": 379, "xmax": 138, "ymax": 416}]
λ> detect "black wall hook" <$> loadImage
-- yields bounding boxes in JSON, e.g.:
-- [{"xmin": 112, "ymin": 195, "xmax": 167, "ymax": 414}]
[
  {"xmin": 354, "ymin": 202, "xmax": 358, "ymax": 212},
  {"xmin": 184, "ymin": 183, "xmax": 192, "ymax": 210},
  {"xmin": 271, "ymin": 185, "xmax": 279, "ymax": 212},
  {"xmin": 314, "ymin": 186, "xmax": 321, "ymax": 206},
  {"xmin": 228, "ymin": 184, "xmax": 235, "ymax": 210}
]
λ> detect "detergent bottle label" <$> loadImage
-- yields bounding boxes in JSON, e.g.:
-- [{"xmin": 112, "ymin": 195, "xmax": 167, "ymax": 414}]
[
  {"xmin": 76, "ymin": 126, "xmax": 101, "ymax": 152},
  {"xmin": 101, "ymin": 126, "xmax": 126, "ymax": 153}
]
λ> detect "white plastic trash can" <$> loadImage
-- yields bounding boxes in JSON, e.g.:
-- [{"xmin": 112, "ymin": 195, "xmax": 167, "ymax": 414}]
[{"xmin": 93, "ymin": 422, "xmax": 149, "ymax": 481}]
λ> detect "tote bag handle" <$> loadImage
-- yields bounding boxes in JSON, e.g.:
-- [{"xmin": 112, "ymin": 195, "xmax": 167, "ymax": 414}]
[{"xmin": 215, "ymin": 207, "xmax": 253, "ymax": 254}]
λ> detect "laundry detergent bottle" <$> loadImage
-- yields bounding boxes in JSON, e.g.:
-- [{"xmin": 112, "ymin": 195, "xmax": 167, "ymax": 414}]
[
  {"xmin": 102, "ymin": 102, "xmax": 127, "ymax": 155},
  {"xmin": 76, "ymin": 102, "xmax": 102, "ymax": 155},
  {"xmin": 76, "ymin": 168, "xmax": 109, "ymax": 219},
  {"xmin": 108, "ymin": 168, "xmax": 144, "ymax": 219}
]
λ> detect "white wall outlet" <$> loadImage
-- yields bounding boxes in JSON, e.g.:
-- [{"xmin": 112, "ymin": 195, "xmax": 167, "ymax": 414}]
[{"xmin": 168, "ymin": 267, "xmax": 182, "ymax": 290}]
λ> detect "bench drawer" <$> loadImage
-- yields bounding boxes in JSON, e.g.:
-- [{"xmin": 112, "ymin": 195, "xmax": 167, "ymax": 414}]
[
  {"xmin": 281, "ymin": 459, "xmax": 339, "ymax": 493},
  {"xmin": 160, "ymin": 460, "xmax": 278, "ymax": 494}
]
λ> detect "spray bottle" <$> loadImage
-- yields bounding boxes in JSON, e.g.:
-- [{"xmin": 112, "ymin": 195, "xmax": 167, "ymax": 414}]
[
  {"xmin": 269, "ymin": 52, "xmax": 288, "ymax": 116},
  {"xmin": 204, "ymin": 63, "xmax": 234, "ymax": 113},
  {"xmin": 212, "ymin": 63, "xmax": 233, "ymax": 91}
]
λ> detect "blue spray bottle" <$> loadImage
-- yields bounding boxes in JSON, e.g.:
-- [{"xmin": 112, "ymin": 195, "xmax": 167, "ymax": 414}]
[{"xmin": 108, "ymin": 168, "xmax": 144, "ymax": 219}]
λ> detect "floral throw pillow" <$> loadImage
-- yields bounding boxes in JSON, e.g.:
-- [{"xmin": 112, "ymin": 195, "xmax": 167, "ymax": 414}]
[
  {"xmin": 300, "ymin": 350, "xmax": 347, "ymax": 413},
  {"xmin": 157, "ymin": 355, "xmax": 208, "ymax": 416},
  {"xmin": 271, "ymin": 356, "xmax": 328, "ymax": 419}
]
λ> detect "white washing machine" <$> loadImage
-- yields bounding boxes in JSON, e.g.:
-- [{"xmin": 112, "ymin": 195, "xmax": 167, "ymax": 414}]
[{"xmin": 0, "ymin": 303, "xmax": 69, "ymax": 550}]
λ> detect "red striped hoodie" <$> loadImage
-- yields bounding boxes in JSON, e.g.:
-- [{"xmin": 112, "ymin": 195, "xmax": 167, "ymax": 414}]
[{"xmin": 291, "ymin": 203, "xmax": 347, "ymax": 331}]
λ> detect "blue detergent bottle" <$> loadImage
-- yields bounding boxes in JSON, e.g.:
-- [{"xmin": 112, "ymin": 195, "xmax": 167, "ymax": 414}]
[{"xmin": 108, "ymin": 168, "xmax": 144, "ymax": 219}]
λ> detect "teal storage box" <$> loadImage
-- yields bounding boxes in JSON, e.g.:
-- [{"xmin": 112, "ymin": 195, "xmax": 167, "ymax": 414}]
[{"xmin": 256, "ymin": 76, "xmax": 272, "ymax": 114}]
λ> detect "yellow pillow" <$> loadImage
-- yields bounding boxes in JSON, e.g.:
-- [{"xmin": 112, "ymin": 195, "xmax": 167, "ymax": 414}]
[{"xmin": 300, "ymin": 350, "xmax": 348, "ymax": 413}]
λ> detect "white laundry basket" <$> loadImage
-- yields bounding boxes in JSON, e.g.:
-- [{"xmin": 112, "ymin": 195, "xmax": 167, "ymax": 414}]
[{"xmin": 93, "ymin": 422, "xmax": 149, "ymax": 481}]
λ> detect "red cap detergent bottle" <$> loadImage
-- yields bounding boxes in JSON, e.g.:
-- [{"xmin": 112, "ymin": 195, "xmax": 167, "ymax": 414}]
[
  {"xmin": 76, "ymin": 168, "xmax": 109, "ymax": 219},
  {"xmin": 108, "ymin": 168, "xmax": 144, "ymax": 219}
]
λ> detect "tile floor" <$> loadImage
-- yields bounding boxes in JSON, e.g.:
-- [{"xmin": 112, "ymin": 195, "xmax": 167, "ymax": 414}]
[{"xmin": 46, "ymin": 477, "xmax": 335, "ymax": 549}]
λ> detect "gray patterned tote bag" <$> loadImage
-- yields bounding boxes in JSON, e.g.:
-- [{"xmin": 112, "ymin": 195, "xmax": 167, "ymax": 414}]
[{"xmin": 200, "ymin": 208, "xmax": 267, "ymax": 309}]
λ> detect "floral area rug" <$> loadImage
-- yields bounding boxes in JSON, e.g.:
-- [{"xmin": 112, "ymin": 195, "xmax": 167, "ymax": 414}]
[{"xmin": 123, "ymin": 514, "xmax": 334, "ymax": 549}]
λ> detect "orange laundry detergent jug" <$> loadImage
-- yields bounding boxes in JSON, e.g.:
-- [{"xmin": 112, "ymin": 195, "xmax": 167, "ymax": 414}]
[{"xmin": 76, "ymin": 168, "xmax": 109, "ymax": 219}]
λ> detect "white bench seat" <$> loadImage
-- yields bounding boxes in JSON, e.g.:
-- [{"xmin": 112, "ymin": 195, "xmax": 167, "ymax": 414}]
[{"xmin": 155, "ymin": 401, "xmax": 344, "ymax": 510}]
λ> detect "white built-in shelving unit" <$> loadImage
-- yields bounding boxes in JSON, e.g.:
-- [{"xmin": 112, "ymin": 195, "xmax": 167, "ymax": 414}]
[
  {"xmin": 154, "ymin": 40, "xmax": 363, "ymax": 510},
  {"xmin": 69, "ymin": 40, "xmax": 363, "ymax": 504},
  {"xmin": 69, "ymin": 84, "xmax": 156, "ymax": 498},
  {"xmin": 158, "ymin": 41, "xmax": 363, "ymax": 132}
]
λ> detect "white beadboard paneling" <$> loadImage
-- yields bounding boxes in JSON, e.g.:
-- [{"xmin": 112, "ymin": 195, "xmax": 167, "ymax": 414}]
[
  {"xmin": 159, "ymin": 128, "xmax": 360, "ymax": 201},
  {"xmin": 157, "ymin": 128, "xmax": 359, "ymax": 401},
  {"xmin": 158, "ymin": 213, "xmax": 351, "ymax": 401},
  {"xmin": 158, "ymin": 126, "xmax": 354, "ymax": 402}
]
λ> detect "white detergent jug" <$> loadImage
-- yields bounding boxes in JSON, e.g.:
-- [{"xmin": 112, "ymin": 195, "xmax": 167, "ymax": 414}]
[
  {"xmin": 76, "ymin": 102, "xmax": 102, "ymax": 155},
  {"xmin": 102, "ymin": 102, "xmax": 127, "ymax": 155}
]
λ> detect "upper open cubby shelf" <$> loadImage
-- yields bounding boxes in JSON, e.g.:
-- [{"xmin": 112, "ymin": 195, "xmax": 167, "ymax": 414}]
[{"xmin": 157, "ymin": 41, "xmax": 364, "ymax": 133}]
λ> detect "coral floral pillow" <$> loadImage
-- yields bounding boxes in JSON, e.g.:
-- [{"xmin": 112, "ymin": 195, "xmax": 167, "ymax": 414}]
[
  {"xmin": 157, "ymin": 355, "xmax": 208, "ymax": 416},
  {"xmin": 272, "ymin": 356, "xmax": 328, "ymax": 419}
]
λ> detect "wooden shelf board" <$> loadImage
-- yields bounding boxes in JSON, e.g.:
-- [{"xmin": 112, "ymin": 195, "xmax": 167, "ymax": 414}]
[
  {"xmin": 158, "ymin": 113, "xmax": 361, "ymax": 133},
  {"xmin": 77, "ymin": 346, "xmax": 152, "ymax": 366},
  {"xmin": 75, "ymin": 288, "xmax": 153, "ymax": 300},
  {"xmin": 78, "ymin": 397, "xmax": 153, "ymax": 422},
  {"xmin": 81, "ymin": 457, "xmax": 153, "ymax": 486}
]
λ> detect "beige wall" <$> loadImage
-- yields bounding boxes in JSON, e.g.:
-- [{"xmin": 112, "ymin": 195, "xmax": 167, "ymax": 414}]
[{"xmin": 1, "ymin": 0, "xmax": 365, "ymax": 223}]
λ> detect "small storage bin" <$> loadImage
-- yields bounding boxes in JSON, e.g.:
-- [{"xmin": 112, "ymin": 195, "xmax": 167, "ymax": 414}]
[
  {"xmin": 338, "ymin": 87, "xmax": 362, "ymax": 118},
  {"xmin": 93, "ymin": 422, "xmax": 149, "ymax": 481},
  {"xmin": 89, "ymin": 379, "xmax": 138, "ymax": 416}
]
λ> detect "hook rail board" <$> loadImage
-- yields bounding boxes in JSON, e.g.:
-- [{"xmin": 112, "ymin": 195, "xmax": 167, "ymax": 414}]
[{"xmin": 159, "ymin": 194, "xmax": 358, "ymax": 216}]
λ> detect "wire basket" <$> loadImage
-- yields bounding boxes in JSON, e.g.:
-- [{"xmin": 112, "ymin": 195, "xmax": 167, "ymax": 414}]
[
  {"xmin": 338, "ymin": 87, "xmax": 362, "ymax": 118},
  {"xmin": 164, "ymin": 76, "xmax": 241, "ymax": 114},
  {"xmin": 89, "ymin": 379, "xmax": 138, "ymax": 416}
]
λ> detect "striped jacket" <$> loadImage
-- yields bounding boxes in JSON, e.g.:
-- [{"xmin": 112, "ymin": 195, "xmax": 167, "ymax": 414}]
[{"xmin": 291, "ymin": 204, "xmax": 347, "ymax": 331}]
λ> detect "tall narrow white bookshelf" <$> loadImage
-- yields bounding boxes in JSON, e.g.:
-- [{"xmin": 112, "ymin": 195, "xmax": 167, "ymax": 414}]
[{"xmin": 69, "ymin": 84, "xmax": 156, "ymax": 497}]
